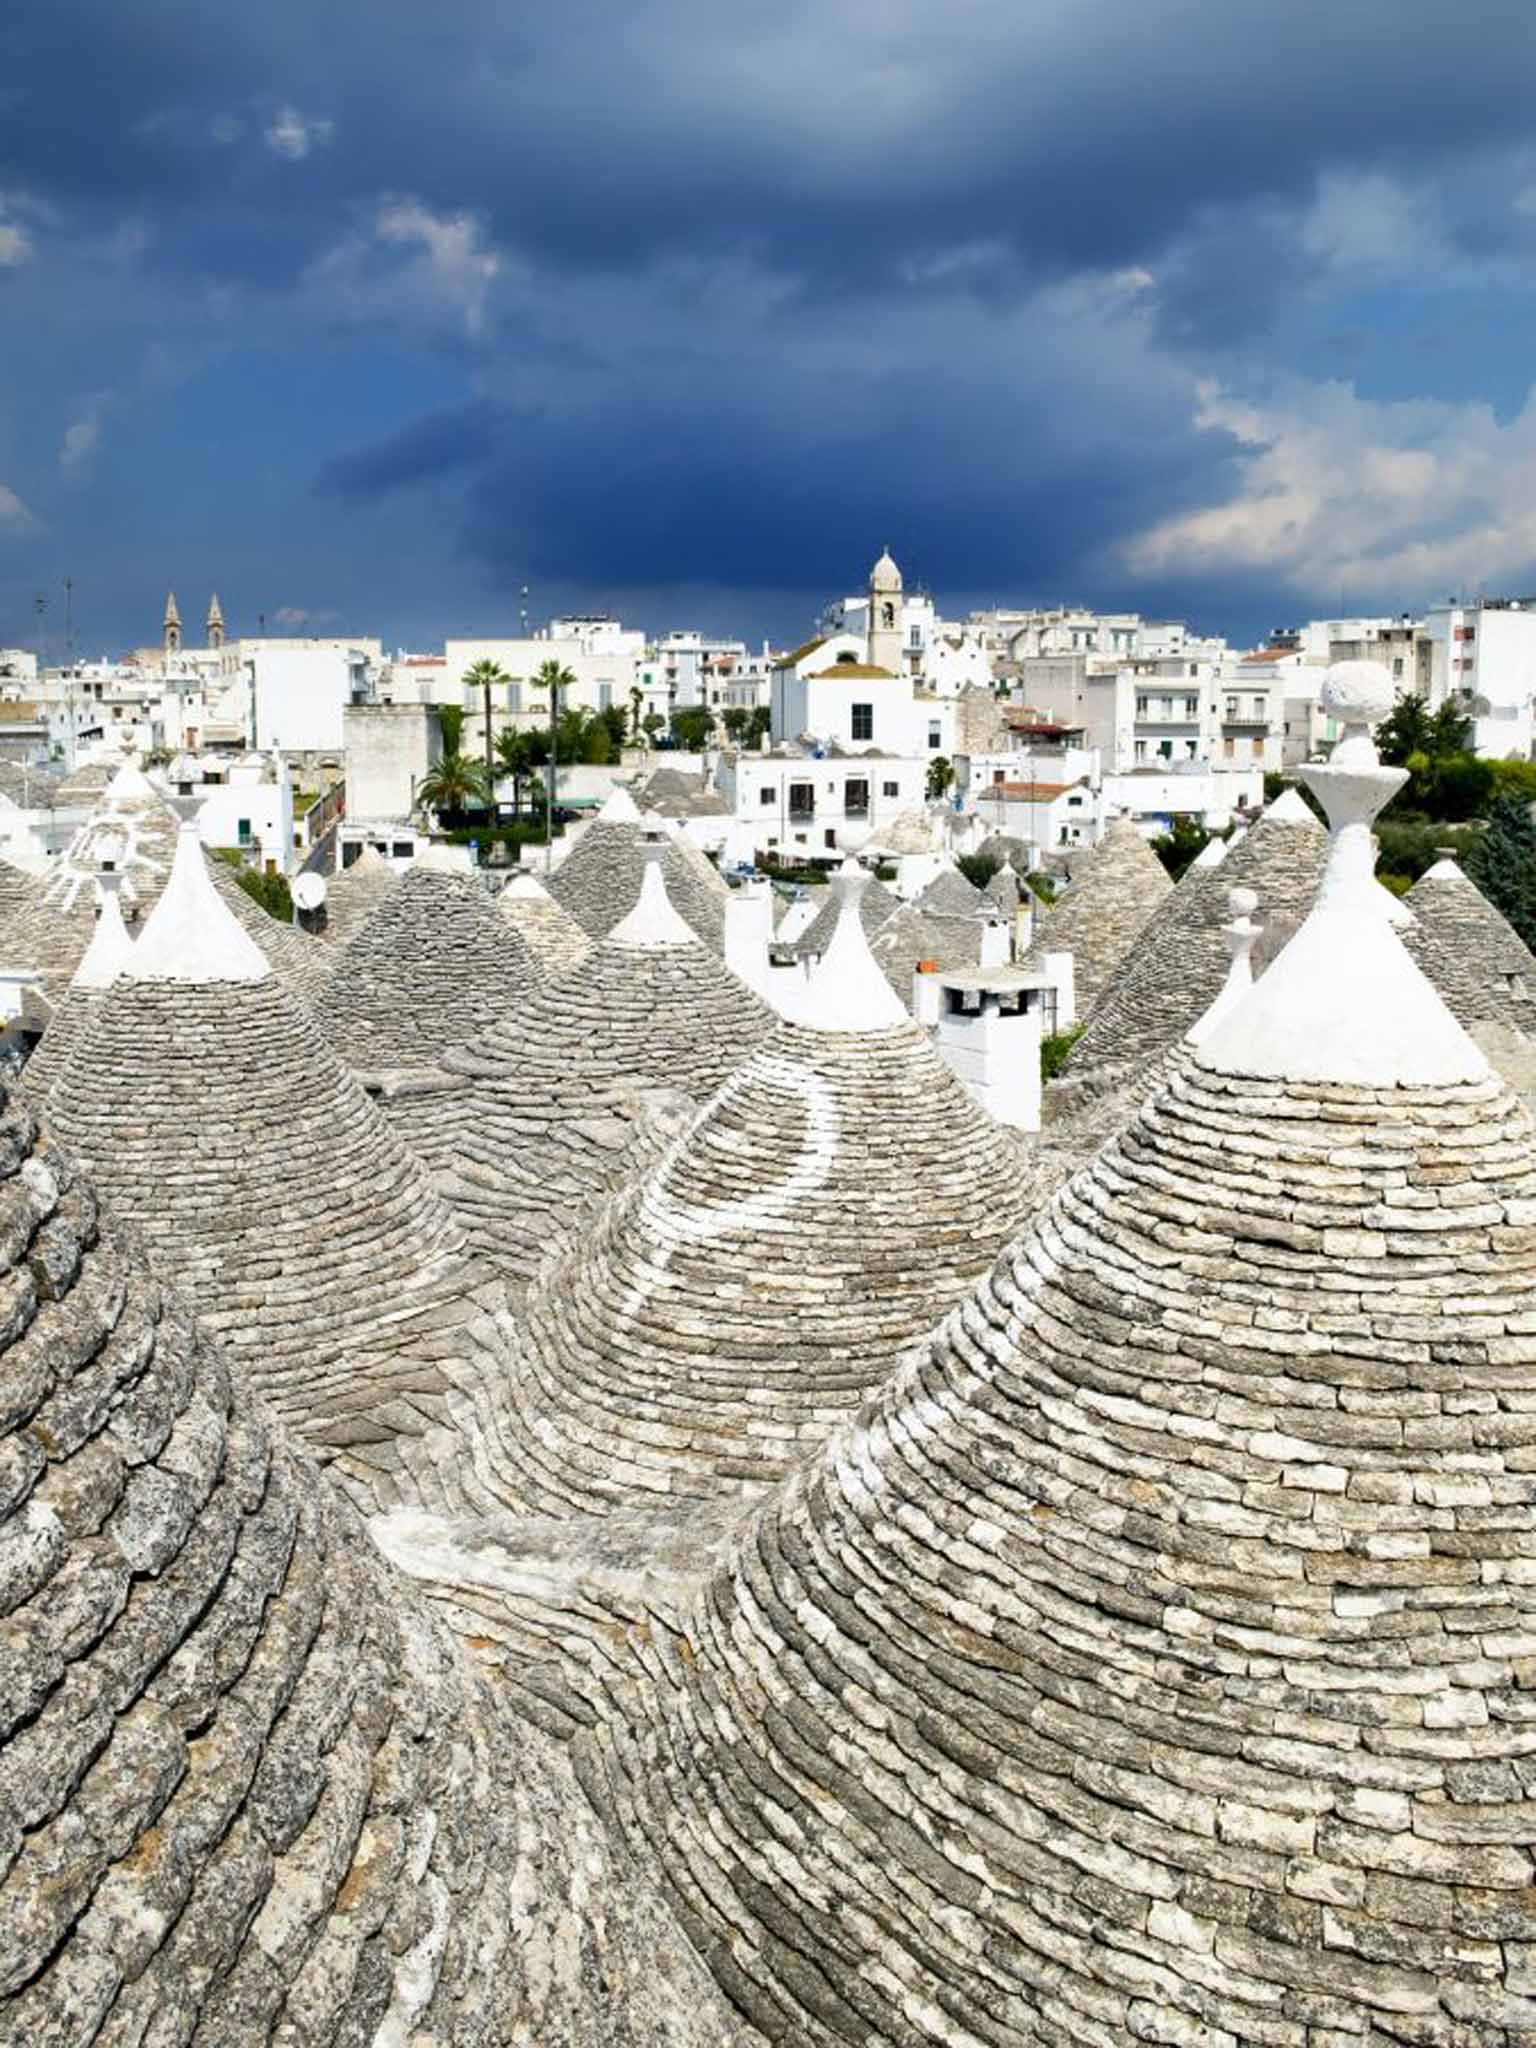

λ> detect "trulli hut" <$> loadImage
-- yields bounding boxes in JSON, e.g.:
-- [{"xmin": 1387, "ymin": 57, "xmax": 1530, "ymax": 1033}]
[
  {"xmin": 498, "ymin": 867, "xmax": 592, "ymax": 979},
  {"xmin": 16, "ymin": 857, "xmax": 134, "ymax": 1098},
  {"xmin": 1019, "ymin": 811, "xmax": 1172, "ymax": 1019},
  {"xmin": 547, "ymin": 786, "xmax": 728, "ymax": 950},
  {"xmin": 319, "ymin": 840, "xmax": 401, "ymax": 948}
]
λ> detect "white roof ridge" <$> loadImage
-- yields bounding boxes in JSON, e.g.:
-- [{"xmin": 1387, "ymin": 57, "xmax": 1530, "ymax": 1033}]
[
  {"xmin": 504, "ymin": 870, "xmax": 551, "ymax": 899},
  {"xmin": 1264, "ymin": 786, "xmax": 1315, "ymax": 824},
  {"xmin": 71, "ymin": 874, "xmax": 136, "ymax": 991},
  {"xmin": 1422, "ymin": 855, "xmax": 1467, "ymax": 882},
  {"xmin": 795, "ymin": 860, "xmax": 910, "ymax": 1034},
  {"xmin": 1198, "ymin": 664, "xmax": 1486, "ymax": 1088},
  {"xmin": 103, "ymin": 759, "xmax": 159, "ymax": 805},
  {"xmin": 128, "ymin": 824, "xmax": 272, "ymax": 985},
  {"xmin": 609, "ymin": 844, "xmax": 696, "ymax": 950},
  {"xmin": 598, "ymin": 784, "xmax": 642, "ymax": 825}
]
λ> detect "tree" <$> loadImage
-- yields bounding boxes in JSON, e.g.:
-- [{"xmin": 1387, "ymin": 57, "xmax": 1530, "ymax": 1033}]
[
  {"xmin": 643, "ymin": 711, "xmax": 666, "ymax": 745},
  {"xmin": 494, "ymin": 726, "xmax": 545, "ymax": 817},
  {"xmin": 720, "ymin": 707, "xmax": 751, "ymax": 743},
  {"xmin": 629, "ymin": 685, "xmax": 646, "ymax": 743},
  {"xmin": 1150, "ymin": 814, "xmax": 1211, "ymax": 881},
  {"xmin": 956, "ymin": 852, "xmax": 1000, "ymax": 891},
  {"xmin": 669, "ymin": 705, "xmax": 715, "ymax": 751},
  {"xmin": 416, "ymin": 753, "xmax": 490, "ymax": 823},
  {"xmin": 1466, "ymin": 793, "xmax": 1536, "ymax": 952},
  {"xmin": 926, "ymin": 755, "xmax": 954, "ymax": 802},
  {"xmin": 462, "ymin": 659, "xmax": 509, "ymax": 800},
  {"xmin": 437, "ymin": 703, "xmax": 465, "ymax": 758},
  {"xmin": 745, "ymin": 706, "xmax": 770, "ymax": 747}
]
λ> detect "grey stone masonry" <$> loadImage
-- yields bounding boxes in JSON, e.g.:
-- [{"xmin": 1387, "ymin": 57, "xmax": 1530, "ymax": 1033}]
[
  {"xmin": 1405, "ymin": 859, "xmax": 1536, "ymax": 1036},
  {"xmin": 982, "ymin": 862, "xmax": 1022, "ymax": 917},
  {"xmin": 44, "ymin": 964, "xmax": 524, "ymax": 1514},
  {"xmin": 0, "ymin": 858, "xmax": 43, "ymax": 965},
  {"xmin": 418, "ymin": 932, "xmax": 774, "ymax": 1291},
  {"xmin": 916, "ymin": 866, "xmax": 984, "ymax": 917},
  {"xmin": 869, "ymin": 903, "xmax": 987, "ymax": 1009},
  {"xmin": 579, "ymin": 1052, "xmax": 1536, "ymax": 2047},
  {"xmin": 206, "ymin": 850, "xmax": 331, "ymax": 1001},
  {"xmin": 1021, "ymin": 813, "xmax": 1173, "ymax": 1021},
  {"xmin": 317, "ymin": 842, "xmax": 400, "ymax": 948},
  {"xmin": 499, "ymin": 1016, "xmax": 1041, "ymax": 1516},
  {"xmin": 0, "ymin": 1085, "xmax": 759, "ymax": 2046},
  {"xmin": 313, "ymin": 864, "xmax": 538, "ymax": 1075},
  {"xmin": 793, "ymin": 872, "xmax": 900, "ymax": 959},
  {"xmin": 497, "ymin": 874, "xmax": 594, "ymax": 980},
  {"xmin": 1065, "ymin": 798, "xmax": 1327, "ymax": 1088},
  {"xmin": 548, "ymin": 819, "xmax": 728, "ymax": 951}
]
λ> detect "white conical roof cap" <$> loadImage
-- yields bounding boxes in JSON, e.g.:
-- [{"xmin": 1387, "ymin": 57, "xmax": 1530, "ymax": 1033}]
[
  {"xmin": 104, "ymin": 759, "xmax": 159, "ymax": 805},
  {"xmin": 72, "ymin": 878, "xmax": 135, "ymax": 992},
  {"xmin": 796, "ymin": 861, "xmax": 910, "ymax": 1032},
  {"xmin": 1264, "ymin": 787, "xmax": 1314, "ymax": 824},
  {"xmin": 609, "ymin": 846, "xmax": 696, "ymax": 949},
  {"xmin": 1191, "ymin": 836, "xmax": 1228, "ymax": 870},
  {"xmin": 504, "ymin": 869, "xmax": 551, "ymax": 900},
  {"xmin": 598, "ymin": 784, "xmax": 642, "ymax": 825},
  {"xmin": 128, "ymin": 825, "xmax": 271, "ymax": 984}
]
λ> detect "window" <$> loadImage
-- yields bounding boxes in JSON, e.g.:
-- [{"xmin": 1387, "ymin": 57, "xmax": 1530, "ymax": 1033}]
[
  {"xmin": 882, "ymin": 779, "xmax": 899, "ymax": 798},
  {"xmin": 237, "ymin": 817, "xmax": 252, "ymax": 845},
  {"xmin": 1134, "ymin": 740, "xmax": 1147, "ymax": 761},
  {"xmin": 1223, "ymin": 737, "xmax": 1235, "ymax": 759},
  {"xmin": 392, "ymin": 842, "xmax": 412, "ymax": 859},
  {"xmin": 506, "ymin": 682, "xmax": 522, "ymax": 714},
  {"xmin": 1067, "ymin": 794, "xmax": 1083, "ymax": 807},
  {"xmin": 598, "ymin": 682, "xmax": 613, "ymax": 711},
  {"xmin": 851, "ymin": 702, "xmax": 873, "ymax": 741},
  {"xmin": 1250, "ymin": 697, "xmax": 1265, "ymax": 721},
  {"xmin": 845, "ymin": 778, "xmax": 870, "ymax": 817},
  {"xmin": 1157, "ymin": 740, "xmax": 1173, "ymax": 760},
  {"xmin": 824, "ymin": 829, "xmax": 838, "ymax": 849},
  {"xmin": 1183, "ymin": 695, "xmax": 1199, "ymax": 716},
  {"xmin": 909, "ymin": 625, "xmax": 922, "ymax": 648},
  {"xmin": 928, "ymin": 721, "xmax": 942, "ymax": 750},
  {"xmin": 992, "ymin": 768, "xmax": 1005, "ymax": 784},
  {"xmin": 1252, "ymin": 736, "xmax": 1263, "ymax": 758},
  {"xmin": 760, "ymin": 786, "xmax": 775, "ymax": 806},
  {"xmin": 788, "ymin": 781, "xmax": 815, "ymax": 819},
  {"xmin": 1136, "ymin": 695, "xmax": 1150, "ymax": 716},
  {"xmin": 1392, "ymin": 658, "xmax": 1403, "ymax": 678},
  {"xmin": 1226, "ymin": 695, "xmax": 1238, "ymax": 718}
]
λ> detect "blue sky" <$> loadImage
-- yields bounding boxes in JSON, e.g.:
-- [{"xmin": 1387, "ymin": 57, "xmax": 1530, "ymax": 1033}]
[{"xmin": 5, "ymin": 0, "xmax": 1536, "ymax": 656}]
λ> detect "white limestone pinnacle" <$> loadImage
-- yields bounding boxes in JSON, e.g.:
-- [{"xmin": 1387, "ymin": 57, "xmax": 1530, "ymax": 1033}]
[
  {"xmin": 1260, "ymin": 785, "xmax": 1314, "ymax": 824},
  {"xmin": 1185, "ymin": 883, "xmax": 1259, "ymax": 1045},
  {"xmin": 1198, "ymin": 664, "xmax": 1487, "ymax": 1086},
  {"xmin": 127, "ymin": 821, "xmax": 272, "ymax": 984},
  {"xmin": 1190, "ymin": 834, "xmax": 1228, "ymax": 869},
  {"xmin": 598, "ymin": 783, "xmax": 643, "ymax": 825},
  {"xmin": 608, "ymin": 841, "xmax": 698, "ymax": 951},
  {"xmin": 794, "ymin": 858, "xmax": 910, "ymax": 1032},
  {"xmin": 101, "ymin": 756, "xmax": 159, "ymax": 806},
  {"xmin": 69, "ymin": 869, "xmax": 134, "ymax": 992}
]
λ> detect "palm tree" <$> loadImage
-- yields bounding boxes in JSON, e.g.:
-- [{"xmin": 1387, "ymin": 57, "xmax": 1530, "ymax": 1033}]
[
  {"xmin": 494, "ymin": 726, "xmax": 544, "ymax": 818},
  {"xmin": 462, "ymin": 659, "xmax": 511, "ymax": 804},
  {"xmin": 535, "ymin": 660, "xmax": 577, "ymax": 860},
  {"xmin": 415, "ymin": 753, "xmax": 490, "ymax": 823}
]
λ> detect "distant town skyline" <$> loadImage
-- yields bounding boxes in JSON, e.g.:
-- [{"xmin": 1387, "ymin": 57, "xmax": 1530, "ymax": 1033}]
[{"xmin": 6, "ymin": 1, "xmax": 1536, "ymax": 659}]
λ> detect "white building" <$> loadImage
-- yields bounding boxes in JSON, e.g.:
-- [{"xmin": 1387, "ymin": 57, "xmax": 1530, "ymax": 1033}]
[
  {"xmin": 1425, "ymin": 598, "xmax": 1536, "ymax": 758},
  {"xmin": 174, "ymin": 753, "xmax": 296, "ymax": 875},
  {"xmin": 250, "ymin": 644, "xmax": 371, "ymax": 754},
  {"xmin": 714, "ymin": 748, "xmax": 930, "ymax": 865},
  {"xmin": 343, "ymin": 703, "xmax": 442, "ymax": 823}
]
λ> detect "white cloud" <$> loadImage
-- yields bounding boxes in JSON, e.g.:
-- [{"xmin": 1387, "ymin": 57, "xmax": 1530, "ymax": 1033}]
[
  {"xmin": 264, "ymin": 106, "xmax": 334, "ymax": 162},
  {"xmin": 373, "ymin": 198, "xmax": 502, "ymax": 336},
  {"xmin": 1124, "ymin": 375, "xmax": 1536, "ymax": 601},
  {"xmin": 0, "ymin": 208, "xmax": 33, "ymax": 267},
  {"xmin": 60, "ymin": 391, "xmax": 114, "ymax": 476},
  {"xmin": 0, "ymin": 485, "xmax": 38, "ymax": 534}
]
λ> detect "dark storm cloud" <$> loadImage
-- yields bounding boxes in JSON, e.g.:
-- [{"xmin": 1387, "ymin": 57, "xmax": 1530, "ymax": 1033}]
[{"xmin": 6, "ymin": 0, "xmax": 1536, "ymax": 647}]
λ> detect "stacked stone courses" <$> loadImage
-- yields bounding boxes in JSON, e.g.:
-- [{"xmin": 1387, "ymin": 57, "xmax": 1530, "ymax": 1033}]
[
  {"xmin": 421, "ymin": 922, "xmax": 774, "ymax": 1290},
  {"xmin": 548, "ymin": 816, "xmax": 728, "ymax": 952},
  {"xmin": 496, "ymin": 871, "xmax": 593, "ymax": 979},
  {"xmin": 502, "ymin": 1013, "xmax": 1038, "ymax": 1514},
  {"xmin": 1020, "ymin": 812, "xmax": 1173, "ymax": 1019},
  {"xmin": 313, "ymin": 864, "xmax": 538, "ymax": 1074},
  {"xmin": 317, "ymin": 842, "xmax": 401, "ymax": 948},
  {"xmin": 580, "ymin": 1053, "xmax": 1536, "ymax": 2046},
  {"xmin": 1405, "ymin": 857, "xmax": 1536, "ymax": 1037},
  {"xmin": 0, "ymin": 1087, "xmax": 759, "ymax": 2045},
  {"xmin": 869, "ymin": 902, "xmax": 988, "ymax": 1008},
  {"xmin": 1065, "ymin": 795, "xmax": 1327, "ymax": 1084},
  {"xmin": 206, "ymin": 850, "xmax": 330, "ymax": 1001},
  {"xmin": 793, "ymin": 871, "xmax": 900, "ymax": 960}
]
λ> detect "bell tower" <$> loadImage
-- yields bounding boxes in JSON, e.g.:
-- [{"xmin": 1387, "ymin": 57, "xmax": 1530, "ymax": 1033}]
[
  {"xmin": 867, "ymin": 548, "xmax": 902, "ymax": 673},
  {"xmin": 206, "ymin": 593, "xmax": 225, "ymax": 650},
  {"xmin": 163, "ymin": 592, "xmax": 182, "ymax": 656}
]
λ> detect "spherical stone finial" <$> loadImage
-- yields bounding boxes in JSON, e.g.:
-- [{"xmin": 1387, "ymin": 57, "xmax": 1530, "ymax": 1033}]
[
  {"xmin": 1320, "ymin": 659, "xmax": 1395, "ymax": 727},
  {"xmin": 836, "ymin": 824, "xmax": 872, "ymax": 858},
  {"xmin": 1228, "ymin": 885, "xmax": 1259, "ymax": 918}
]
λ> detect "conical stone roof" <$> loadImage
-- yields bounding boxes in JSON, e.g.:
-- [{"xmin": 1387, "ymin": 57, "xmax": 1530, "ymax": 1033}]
[
  {"xmin": 981, "ymin": 862, "xmax": 1021, "ymax": 916},
  {"xmin": 17, "ymin": 869, "xmax": 134, "ymax": 1100},
  {"xmin": 499, "ymin": 868, "xmax": 593, "ymax": 980},
  {"xmin": 206, "ymin": 850, "xmax": 331, "ymax": 1001},
  {"xmin": 1019, "ymin": 812, "xmax": 1173, "ymax": 1019},
  {"xmin": 0, "ymin": 1082, "xmax": 757, "ymax": 2046},
  {"xmin": 1063, "ymin": 790, "xmax": 1326, "ymax": 1087},
  {"xmin": 867, "ymin": 900, "xmax": 987, "ymax": 1008},
  {"xmin": 547, "ymin": 791, "xmax": 728, "ymax": 952},
  {"xmin": 0, "ymin": 855, "xmax": 44, "ymax": 963},
  {"xmin": 313, "ymin": 863, "xmax": 537, "ymax": 1075},
  {"xmin": 11, "ymin": 762, "xmax": 180, "ymax": 1000},
  {"xmin": 500, "ymin": 867, "xmax": 1039, "ymax": 1515},
  {"xmin": 580, "ymin": 675, "xmax": 1536, "ymax": 2047},
  {"xmin": 915, "ymin": 865, "xmax": 983, "ymax": 917},
  {"xmin": 1404, "ymin": 855, "xmax": 1536, "ymax": 1037},
  {"xmin": 422, "ymin": 852, "xmax": 775, "ymax": 1289},
  {"xmin": 44, "ymin": 826, "xmax": 521, "ymax": 1505},
  {"xmin": 792, "ymin": 869, "xmax": 899, "ymax": 959},
  {"xmin": 319, "ymin": 842, "xmax": 401, "ymax": 948}
]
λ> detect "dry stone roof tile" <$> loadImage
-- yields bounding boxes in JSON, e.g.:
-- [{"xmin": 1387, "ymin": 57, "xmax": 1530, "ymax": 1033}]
[
  {"xmin": 0, "ymin": 1085, "xmax": 758, "ymax": 2046},
  {"xmin": 915, "ymin": 866, "xmax": 983, "ymax": 917},
  {"xmin": 317, "ymin": 842, "xmax": 401, "ymax": 949},
  {"xmin": 1063, "ymin": 796, "xmax": 1327, "ymax": 1088},
  {"xmin": 499, "ymin": 997, "xmax": 1040, "ymax": 1516},
  {"xmin": 313, "ymin": 864, "xmax": 538, "ymax": 1074},
  {"xmin": 205, "ymin": 852, "xmax": 331, "ymax": 1000},
  {"xmin": 417, "ymin": 910, "xmax": 774, "ymax": 1292},
  {"xmin": 43, "ymin": 843, "xmax": 527, "ymax": 1511},
  {"xmin": 791, "ymin": 871, "xmax": 899, "ymax": 960},
  {"xmin": 548, "ymin": 819, "xmax": 728, "ymax": 951},
  {"xmin": 867, "ymin": 902, "xmax": 986, "ymax": 1008},
  {"xmin": 497, "ymin": 870, "xmax": 594, "ymax": 980},
  {"xmin": 1404, "ymin": 857, "xmax": 1536, "ymax": 1038},
  {"xmin": 1019, "ymin": 812, "xmax": 1172, "ymax": 1018}
]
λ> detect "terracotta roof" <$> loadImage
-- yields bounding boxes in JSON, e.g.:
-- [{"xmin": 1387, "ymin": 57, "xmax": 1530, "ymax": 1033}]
[
  {"xmin": 985, "ymin": 779, "xmax": 1081, "ymax": 800},
  {"xmin": 805, "ymin": 662, "xmax": 897, "ymax": 680}
]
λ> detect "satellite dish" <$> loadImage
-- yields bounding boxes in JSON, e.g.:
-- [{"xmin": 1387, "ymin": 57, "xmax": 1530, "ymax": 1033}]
[{"xmin": 292, "ymin": 871, "xmax": 327, "ymax": 912}]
